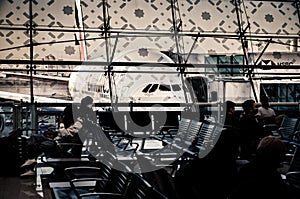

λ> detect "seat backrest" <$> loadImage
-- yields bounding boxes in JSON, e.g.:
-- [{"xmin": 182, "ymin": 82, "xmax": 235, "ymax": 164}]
[
  {"xmin": 67, "ymin": 164, "xmax": 111, "ymax": 178},
  {"xmin": 194, "ymin": 120, "xmax": 215, "ymax": 148},
  {"xmin": 65, "ymin": 162, "xmax": 112, "ymax": 190},
  {"xmin": 280, "ymin": 116, "xmax": 298, "ymax": 128},
  {"xmin": 285, "ymin": 146, "xmax": 300, "ymax": 197},
  {"xmin": 168, "ymin": 118, "xmax": 193, "ymax": 150},
  {"xmin": 177, "ymin": 118, "xmax": 191, "ymax": 136},
  {"xmin": 183, "ymin": 120, "xmax": 203, "ymax": 145},
  {"xmin": 288, "ymin": 146, "xmax": 300, "ymax": 172},
  {"xmin": 279, "ymin": 117, "xmax": 299, "ymax": 141},
  {"xmin": 100, "ymin": 168, "xmax": 131, "ymax": 194},
  {"xmin": 209, "ymin": 123, "xmax": 224, "ymax": 146},
  {"xmin": 123, "ymin": 173, "xmax": 168, "ymax": 199},
  {"xmin": 165, "ymin": 118, "xmax": 191, "ymax": 144}
]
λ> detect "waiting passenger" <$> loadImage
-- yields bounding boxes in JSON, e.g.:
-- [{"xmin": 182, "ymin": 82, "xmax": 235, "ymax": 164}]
[
  {"xmin": 229, "ymin": 135, "xmax": 291, "ymax": 199},
  {"xmin": 19, "ymin": 96, "xmax": 94, "ymax": 177},
  {"xmin": 256, "ymin": 95, "xmax": 286, "ymax": 136},
  {"xmin": 224, "ymin": 100, "xmax": 239, "ymax": 128},
  {"xmin": 55, "ymin": 103, "xmax": 83, "ymax": 158},
  {"xmin": 19, "ymin": 130, "xmax": 59, "ymax": 176},
  {"xmin": 175, "ymin": 125, "xmax": 240, "ymax": 199},
  {"xmin": 256, "ymin": 95, "xmax": 276, "ymax": 125},
  {"xmin": 238, "ymin": 99, "xmax": 263, "ymax": 160}
]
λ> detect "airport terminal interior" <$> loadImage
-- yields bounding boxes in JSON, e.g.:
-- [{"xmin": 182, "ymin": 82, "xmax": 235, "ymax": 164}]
[{"xmin": 0, "ymin": 0, "xmax": 300, "ymax": 198}]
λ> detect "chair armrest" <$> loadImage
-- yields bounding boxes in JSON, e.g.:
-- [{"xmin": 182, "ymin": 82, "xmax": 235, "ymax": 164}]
[
  {"xmin": 161, "ymin": 128, "xmax": 178, "ymax": 140},
  {"xmin": 263, "ymin": 124, "xmax": 279, "ymax": 129},
  {"xmin": 285, "ymin": 171, "xmax": 300, "ymax": 189},
  {"xmin": 57, "ymin": 142, "xmax": 82, "ymax": 146},
  {"xmin": 285, "ymin": 171, "xmax": 300, "ymax": 176},
  {"xmin": 71, "ymin": 178, "xmax": 109, "ymax": 183},
  {"xmin": 65, "ymin": 166, "xmax": 101, "ymax": 172},
  {"xmin": 160, "ymin": 125, "xmax": 177, "ymax": 132},
  {"xmin": 80, "ymin": 192, "xmax": 122, "ymax": 198},
  {"xmin": 64, "ymin": 166, "xmax": 104, "ymax": 180}
]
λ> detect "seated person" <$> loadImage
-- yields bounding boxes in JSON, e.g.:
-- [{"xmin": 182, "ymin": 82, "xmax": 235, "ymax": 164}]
[
  {"xmin": 224, "ymin": 100, "xmax": 239, "ymax": 128},
  {"xmin": 256, "ymin": 95, "xmax": 286, "ymax": 136},
  {"xmin": 238, "ymin": 99, "xmax": 264, "ymax": 160},
  {"xmin": 20, "ymin": 97, "xmax": 94, "ymax": 176},
  {"xmin": 229, "ymin": 136, "xmax": 291, "ymax": 199},
  {"xmin": 256, "ymin": 95, "xmax": 276, "ymax": 125}
]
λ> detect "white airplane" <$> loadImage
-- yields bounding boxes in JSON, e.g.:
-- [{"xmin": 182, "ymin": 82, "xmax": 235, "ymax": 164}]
[
  {"xmin": 0, "ymin": 48, "xmax": 197, "ymax": 112},
  {"xmin": 68, "ymin": 48, "xmax": 194, "ymax": 111}
]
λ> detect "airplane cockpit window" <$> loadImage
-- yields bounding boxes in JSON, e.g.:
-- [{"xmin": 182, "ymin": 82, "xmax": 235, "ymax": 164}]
[
  {"xmin": 159, "ymin": 84, "xmax": 171, "ymax": 91},
  {"xmin": 172, "ymin": 84, "xmax": 181, "ymax": 91},
  {"xmin": 142, "ymin": 84, "xmax": 152, "ymax": 93},
  {"xmin": 148, "ymin": 84, "xmax": 159, "ymax": 93}
]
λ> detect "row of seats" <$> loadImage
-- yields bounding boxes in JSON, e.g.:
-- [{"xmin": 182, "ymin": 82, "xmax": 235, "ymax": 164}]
[
  {"xmin": 50, "ymin": 161, "xmax": 168, "ymax": 199},
  {"xmin": 276, "ymin": 117, "xmax": 300, "ymax": 197},
  {"xmin": 141, "ymin": 117, "xmax": 225, "ymax": 176},
  {"xmin": 270, "ymin": 116, "xmax": 300, "ymax": 147},
  {"xmin": 41, "ymin": 115, "xmax": 300, "ymax": 198},
  {"xmin": 38, "ymin": 116, "xmax": 225, "ymax": 198}
]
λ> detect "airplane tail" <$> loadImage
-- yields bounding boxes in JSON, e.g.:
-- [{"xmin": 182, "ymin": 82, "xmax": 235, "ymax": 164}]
[{"xmin": 74, "ymin": 0, "xmax": 87, "ymax": 61}]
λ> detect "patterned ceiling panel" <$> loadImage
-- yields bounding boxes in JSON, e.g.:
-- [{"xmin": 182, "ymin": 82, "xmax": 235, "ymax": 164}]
[
  {"xmin": 0, "ymin": 0, "xmax": 298, "ymax": 62},
  {"xmin": 32, "ymin": 0, "xmax": 79, "ymax": 61},
  {"xmin": 80, "ymin": 0, "xmax": 104, "ymax": 30},
  {"xmin": 181, "ymin": 1, "xmax": 238, "ymax": 33},
  {"xmin": 0, "ymin": 30, "xmax": 28, "ymax": 60},
  {"xmin": 246, "ymin": 1, "xmax": 299, "ymax": 35},
  {"xmin": 33, "ymin": 0, "xmax": 75, "ymax": 28},
  {"xmin": 0, "ymin": 0, "xmax": 29, "ymax": 60},
  {"xmin": 87, "ymin": 35, "xmax": 182, "ymax": 60},
  {"xmin": 108, "ymin": 0, "xmax": 173, "ymax": 31}
]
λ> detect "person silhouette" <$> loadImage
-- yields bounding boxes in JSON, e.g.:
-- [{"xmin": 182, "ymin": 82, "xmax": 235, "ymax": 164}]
[
  {"xmin": 20, "ymin": 97, "xmax": 94, "ymax": 177},
  {"xmin": 238, "ymin": 99, "xmax": 263, "ymax": 160},
  {"xmin": 229, "ymin": 135, "xmax": 291, "ymax": 199},
  {"xmin": 256, "ymin": 95, "xmax": 276, "ymax": 125}
]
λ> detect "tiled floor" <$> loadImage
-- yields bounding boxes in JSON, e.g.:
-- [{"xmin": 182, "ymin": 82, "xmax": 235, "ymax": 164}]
[{"xmin": 0, "ymin": 176, "xmax": 42, "ymax": 199}]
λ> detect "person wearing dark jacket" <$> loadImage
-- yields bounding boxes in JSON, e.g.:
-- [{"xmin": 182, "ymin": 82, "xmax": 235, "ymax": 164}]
[
  {"xmin": 238, "ymin": 99, "xmax": 263, "ymax": 160},
  {"xmin": 229, "ymin": 135, "xmax": 291, "ymax": 199}
]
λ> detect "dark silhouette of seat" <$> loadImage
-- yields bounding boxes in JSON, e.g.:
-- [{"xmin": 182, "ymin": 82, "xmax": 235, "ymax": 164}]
[
  {"xmin": 283, "ymin": 146, "xmax": 300, "ymax": 198},
  {"xmin": 160, "ymin": 118, "xmax": 191, "ymax": 146},
  {"xmin": 54, "ymin": 167, "xmax": 168, "ymax": 199},
  {"xmin": 272, "ymin": 117, "xmax": 299, "ymax": 145}
]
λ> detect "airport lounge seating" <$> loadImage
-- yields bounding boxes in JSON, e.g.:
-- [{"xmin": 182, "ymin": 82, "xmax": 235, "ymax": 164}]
[{"xmin": 50, "ymin": 161, "xmax": 168, "ymax": 199}]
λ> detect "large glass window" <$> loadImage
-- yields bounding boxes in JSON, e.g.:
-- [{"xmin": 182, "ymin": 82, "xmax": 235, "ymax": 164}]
[
  {"xmin": 261, "ymin": 84, "xmax": 300, "ymax": 102},
  {"xmin": 205, "ymin": 55, "xmax": 244, "ymax": 76}
]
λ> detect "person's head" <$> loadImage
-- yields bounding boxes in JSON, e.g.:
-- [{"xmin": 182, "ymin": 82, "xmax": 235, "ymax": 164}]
[
  {"xmin": 80, "ymin": 96, "xmax": 93, "ymax": 109},
  {"xmin": 256, "ymin": 135, "xmax": 287, "ymax": 168},
  {"xmin": 260, "ymin": 95, "xmax": 270, "ymax": 108},
  {"xmin": 226, "ymin": 100, "xmax": 236, "ymax": 116},
  {"xmin": 242, "ymin": 99, "xmax": 257, "ymax": 115},
  {"xmin": 79, "ymin": 96, "xmax": 97, "ymax": 122}
]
